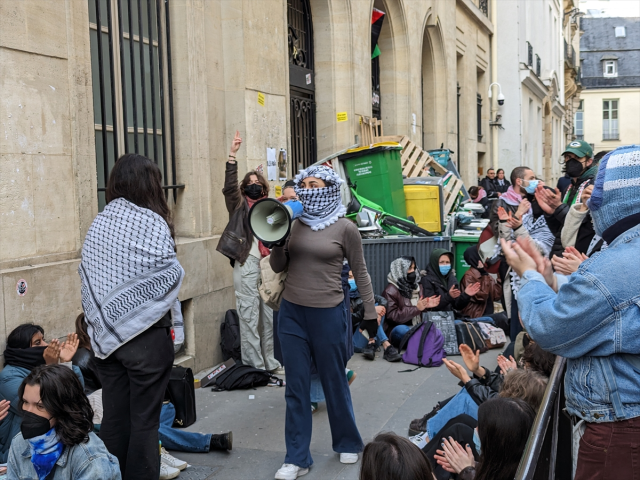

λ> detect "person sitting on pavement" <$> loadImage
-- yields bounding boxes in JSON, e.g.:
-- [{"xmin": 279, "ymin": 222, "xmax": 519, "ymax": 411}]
[
  {"xmin": 360, "ymin": 432, "xmax": 434, "ymax": 480},
  {"xmin": 499, "ymin": 144, "xmax": 640, "ymax": 480},
  {"xmin": 8, "ymin": 364, "xmax": 121, "ymax": 479},
  {"xmin": 433, "ymin": 397, "xmax": 536, "ymax": 480},
  {"xmin": 534, "ymin": 140, "xmax": 600, "ymax": 258},
  {"xmin": 348, "ymin": 270, "xmax": 402, "ymax": 362},
  {"xmin": 419, "ymin": 249, "xmax": 479, "ymax": 313},
  {"xmin": 459, "ymin": 246, "xmax": 502, "ymax": 320},
  {"xmin": 382, "ymin": 256, "xmax": 440, "ymax": 346},
  {"xmin": 0, "ymin": 324, "xmax": 83, "ymax": 464}
]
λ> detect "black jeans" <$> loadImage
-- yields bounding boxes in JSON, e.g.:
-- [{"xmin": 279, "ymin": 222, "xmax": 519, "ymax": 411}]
[
  {"xmin": 95, "ymin": 324, "xmax": 174, "ymax": 480},
  {"xmin": 423, "ymin": 414, "xmax": 479, "ymax": 480}
]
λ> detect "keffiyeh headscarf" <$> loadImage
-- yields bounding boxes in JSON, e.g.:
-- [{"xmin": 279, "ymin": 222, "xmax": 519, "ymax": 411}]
[
  {"xmin": 387, "ymin": 256, "xmax": 421, "ymax": 299},
  {"xmin": 294, "ymin": 165, "xmax": 347, "ymax": 231}
]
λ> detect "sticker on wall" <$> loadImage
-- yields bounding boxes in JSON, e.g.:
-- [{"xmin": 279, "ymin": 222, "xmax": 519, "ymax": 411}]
[
  {"xmin": 16, "ymin": 279, "xmax": 27, "ymax": 296},
  {"xmin": 258, "ymin": 92, "xmax": 265, "ymax": 107},
  {"xmin": 306, "ymin": 73, "xmax": 312, "ymax": 85},
  {"xmin": 275, "ymin": 185, "xmax": 282, "ymax": 197},
  {"xmin": 336, "ymin": 112, "xmax": 348, "ymax": 122}
]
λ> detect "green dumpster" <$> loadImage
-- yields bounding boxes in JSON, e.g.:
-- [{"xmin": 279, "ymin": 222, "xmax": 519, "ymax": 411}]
[
  {"xmin": 452, "ymin": 235, "xmax": 479, "ymax": 282},
  {"xmin": 340, "ymin": 143, "xmax": 406, "ymax": 218}
]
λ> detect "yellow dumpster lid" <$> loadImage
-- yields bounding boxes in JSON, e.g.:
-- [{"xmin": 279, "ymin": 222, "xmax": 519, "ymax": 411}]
[{"xmin": 344, "ymin": 142, "xmax": 402, "ymax": 154}]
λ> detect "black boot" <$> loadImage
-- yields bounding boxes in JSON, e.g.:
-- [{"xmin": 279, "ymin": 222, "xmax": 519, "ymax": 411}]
[
  {"xmin": 210, "ymin": 432, "xmax": 233, "ymax": 451},
  {"xmin": 362, "ymin": 342, "xmax": 376, "ymax": 360}
]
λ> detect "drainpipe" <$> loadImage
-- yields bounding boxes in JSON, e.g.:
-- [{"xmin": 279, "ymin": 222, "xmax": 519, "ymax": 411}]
[{"xmin": 490, "ymin": 0, "xmax": 498, "ymax": 170}]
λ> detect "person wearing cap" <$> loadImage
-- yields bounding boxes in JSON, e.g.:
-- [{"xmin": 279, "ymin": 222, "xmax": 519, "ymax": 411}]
[
  {"xmin": 535, "ymin": 140, "xmax": 601, "ymax": 257},
  {"xmin": 501, "ymin": 145, "xmax": 640, "ymax": 480}
]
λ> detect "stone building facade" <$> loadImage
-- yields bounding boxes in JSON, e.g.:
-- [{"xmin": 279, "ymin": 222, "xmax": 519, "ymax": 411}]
[{"xmin": 0, "ymin": 0, "xmax": 493, "ymax": 373}]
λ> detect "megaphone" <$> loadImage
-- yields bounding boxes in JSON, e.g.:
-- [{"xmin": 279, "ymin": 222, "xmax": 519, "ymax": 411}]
[{"xmin": 248, "ymin": 198, "xmax": 304, "ymax": 245}]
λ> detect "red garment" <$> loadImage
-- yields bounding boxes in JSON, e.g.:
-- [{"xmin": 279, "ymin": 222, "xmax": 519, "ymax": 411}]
[{"xmin": 245, "ymin": 196, "xmax": 271, "ymax": 257}]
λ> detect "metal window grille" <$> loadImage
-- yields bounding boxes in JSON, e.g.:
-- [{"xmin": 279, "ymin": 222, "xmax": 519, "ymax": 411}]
[
  {"xmin": 288, "ymin": 0, "xmax": 317, "ymax": 173},
  {"xmin": 456, "ymin": 82, "xmax": 461, "ymax": 161},
  {"xmin": 536, "ymin": 55, "xmax": 541, "ymax": 77},
  {"xmin": 527, "ymin": 41, "xmax": 533, "ymax": 67},
  {"xmin": 478, "ymin": 0, "xmax": 488, "ymax": 16},
  {"xmin": 476, "ymin": 93, "xmax": 482, "ymax": 141},
  {"xmin": 88, "ymin": 0, "xmax": 182, "ymax": 210}
]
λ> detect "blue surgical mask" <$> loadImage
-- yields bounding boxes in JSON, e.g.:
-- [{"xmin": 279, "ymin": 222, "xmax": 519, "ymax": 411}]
[
  {"xmin": 348, "ymin": 279, "xmax": 357, "ymax": 292},
  {"xmin": 524, "ymin": 179, "xmax": 539, "ymax": 194},
  {"xmin": 473, "ymin": 428, "xmax": 482, "ymax": 455},
  {"xmin": 439, "ymin": 265, "xmax": 451, "ymax": 276}
]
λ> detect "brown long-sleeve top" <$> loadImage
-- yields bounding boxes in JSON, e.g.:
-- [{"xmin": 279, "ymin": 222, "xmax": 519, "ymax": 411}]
[{"xmin": 270, "ymin": 218, "xmax": 377, "ymax": 320}]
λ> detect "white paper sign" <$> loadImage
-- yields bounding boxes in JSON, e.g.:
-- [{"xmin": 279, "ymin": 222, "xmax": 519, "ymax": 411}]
[{"xmin": 267, "ymin": 148, "xmax": 277, "ymax": 181}]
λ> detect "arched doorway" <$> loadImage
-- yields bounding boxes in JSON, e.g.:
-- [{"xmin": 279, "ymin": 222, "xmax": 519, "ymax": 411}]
[{"xmin": 288, "ymin": 0, "xmax": 317, "ymax": 173}]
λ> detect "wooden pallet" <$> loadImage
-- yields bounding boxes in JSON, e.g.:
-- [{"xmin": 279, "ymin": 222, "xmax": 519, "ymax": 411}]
[
  {"xmin": 359, "ymin": 116, "xmax": 384, "ymax": 146},
  {"xmin": 443, "ymin": 176, "xmax": 464, "ymax": 213}
]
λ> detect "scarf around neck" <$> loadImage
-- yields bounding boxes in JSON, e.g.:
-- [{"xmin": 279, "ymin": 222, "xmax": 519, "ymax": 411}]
[
  {"xmin": 500, "ymin": 186, "xmax": 523, "ymax": 207},
  {"xmin": 294, "ymin": 165, "xmax": 347, "ymax": 231},
  {"xmin": 388, "ymin": 257, "xmax": 420, "ymax": 299},
  {"xmin": 79, "ymin": 197, "xmax": 185, "ymax": 359},
  {"xmin": 29, "ymin": 427, "xmax": 64, "ymax": 480},
  {"xmin": 3, "ymin": 346, "xmax": 46, "ymax": 371},
  {"xmin": 473, "ymin": 189, "xmax": 487, "ymax": 202}
]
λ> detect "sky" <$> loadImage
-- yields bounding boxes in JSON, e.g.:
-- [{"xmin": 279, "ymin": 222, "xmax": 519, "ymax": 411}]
[{"xmin": 579, "ymin": 0, "xmax": 640, "ymax": 18}]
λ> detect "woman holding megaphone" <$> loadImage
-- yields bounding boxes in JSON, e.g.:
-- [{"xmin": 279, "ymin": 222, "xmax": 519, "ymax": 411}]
[
  {"xmin": 270, "ymin": 165, "xmax": 377, "ymax": 479},
  {"xmin": 216, "ymin": 131, "xmax": 283, "ymax": 374}
]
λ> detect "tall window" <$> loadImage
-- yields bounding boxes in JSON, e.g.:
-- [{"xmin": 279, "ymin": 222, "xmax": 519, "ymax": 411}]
[
  {"xmin": 476, "ymin": 93, "xmax": 482, "ymax": 141},
  {"xmin": 88, "ymin": 0, "xmax": 180, "ymax": 210},
  {"xmin": 574, "ymin": 100, "xmax": 584, "ymax": 140},
  {"xmin": 602, "ymin": 99, "xmax": 619, "ymax": 140},
  {"xmin": 603, "ymin": 60, "xmax": 618, "ymax": 77}
]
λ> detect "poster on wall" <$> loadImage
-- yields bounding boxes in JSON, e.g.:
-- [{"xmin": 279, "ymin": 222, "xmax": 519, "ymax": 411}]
[{"xmin": 267, "ymin": 148, "xmax": 278, "ymax": 181}]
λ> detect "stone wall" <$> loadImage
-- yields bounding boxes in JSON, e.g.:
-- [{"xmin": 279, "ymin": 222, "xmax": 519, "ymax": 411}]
[{"xmin": 0, "ymin": 0, "xmax": 493, "ymax": 372}]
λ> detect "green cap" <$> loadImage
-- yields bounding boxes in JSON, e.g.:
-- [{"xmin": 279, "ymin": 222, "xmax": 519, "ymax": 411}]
[{"xmin": 562, "ymin": 140, "xmax": 593, "ymax": 159}]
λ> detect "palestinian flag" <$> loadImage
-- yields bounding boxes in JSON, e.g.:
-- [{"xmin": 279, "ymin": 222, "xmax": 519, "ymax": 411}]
[{"xmin": 371, "ymin": 8, "xmax": 385, "ymax": 59}]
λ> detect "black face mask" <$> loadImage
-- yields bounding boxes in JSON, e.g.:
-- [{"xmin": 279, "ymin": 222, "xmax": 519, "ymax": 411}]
[
  {"xmin": 244, "ymin": 184, "xmax": 263, "ymax": 200},
  {"xmin": 406, "ymin": 272, "xmax": 417, "ymax": 284},
  {"xmin": 20, "ymin": 410, "xmax": 52, "ymax": 439},
  {"xmin": 564, "ymin": 159, "xmax": 585, "ymax": 178}
]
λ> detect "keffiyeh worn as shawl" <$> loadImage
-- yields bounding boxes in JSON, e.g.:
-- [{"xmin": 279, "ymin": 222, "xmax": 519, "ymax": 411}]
[
  {"xmin": 79, "ymin": 198, "xmax": 185, "ymax": 359},
  {"xmin": 294, "ymin": 165, "xmax": 347, "ymax": 231},
  {"xmin": 387, "ymin": 256, "xmax": 421, "ymax": 299}
]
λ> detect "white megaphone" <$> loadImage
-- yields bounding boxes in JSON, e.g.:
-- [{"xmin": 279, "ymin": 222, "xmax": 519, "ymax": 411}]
[{"xmin": 248, "ymin": 199, "xmax": 304, "ymax": 246}]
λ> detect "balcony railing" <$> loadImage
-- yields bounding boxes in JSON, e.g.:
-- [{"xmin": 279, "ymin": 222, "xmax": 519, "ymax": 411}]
[
  {"xmin": 536, "ymin": 55, "xmax": 541, "ymax": 77},
  {"xmin": 564, "ymin": 40, "xmax": 577, "ymax": 67},
  {"xmin": 603, "ymin": 132, "xmax": 619, "ymax": 140},
  {"xmin": 479, "ymin": 0, "xmax": 488, "ymax": 16},
  {"xmin": 527, "ymin": 42, "xmax": 533, "ymax": 67}
]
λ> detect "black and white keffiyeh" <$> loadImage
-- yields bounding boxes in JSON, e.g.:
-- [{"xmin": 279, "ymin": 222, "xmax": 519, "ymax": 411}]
[
  {"xmin": 79, "ymin": 198, "xmax": 184, "ymax": 359},
  {"xmin": 294, "ymin": 165, "xmax": 347, "ymax": 231},
  {"xmin": 387, "ymin": 256, "xmax": 421, "ymax": 299}
]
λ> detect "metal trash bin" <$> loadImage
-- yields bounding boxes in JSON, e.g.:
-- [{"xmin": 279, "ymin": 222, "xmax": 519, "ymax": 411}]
[{"xmin": 361, "ymin": 236, "xmax": 451, "ymax": 295}]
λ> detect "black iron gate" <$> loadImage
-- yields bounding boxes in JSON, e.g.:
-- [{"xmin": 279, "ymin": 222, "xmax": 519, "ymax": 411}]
[{"xmin": 288, "ymin": 0, "xmax": 316, "ymax": 173}]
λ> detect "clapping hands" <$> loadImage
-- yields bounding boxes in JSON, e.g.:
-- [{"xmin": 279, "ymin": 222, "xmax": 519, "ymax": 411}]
[
  {"xmin": 434, "ymin": 437, "xmax": 475, "ymax": 474},
  {"xmin": 43, "ymin": 333, "xmax": 80, "ymax": 365},
  {"xmin": 552, "ymin": 246, "xmax": 589, "ymax": 276}
]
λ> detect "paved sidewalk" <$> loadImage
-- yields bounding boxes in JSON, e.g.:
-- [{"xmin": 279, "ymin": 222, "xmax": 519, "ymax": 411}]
[{"xmin": 170, "ymin": 348, "xmax": 501, "ymax": 480}]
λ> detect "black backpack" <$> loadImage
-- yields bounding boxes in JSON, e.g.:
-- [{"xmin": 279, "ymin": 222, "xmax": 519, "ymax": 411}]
[
  {"xmin": 220, "ymin": 309, "xmax": 241, "ymax": 362},
  {"xmin": 211, "ymin": 364, "xmax": 282, "ymax": 391}
]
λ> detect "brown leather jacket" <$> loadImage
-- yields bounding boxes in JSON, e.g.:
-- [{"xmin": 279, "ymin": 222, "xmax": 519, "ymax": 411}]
[
  {"xmin": 216, "ymin": 161, "xmax": 253, "ymax": 266},
  {"xmin": 382, "ymin": 283, "xmax": 424, "ymax": 336},
  {"xmin": 459, "ymin": 267, "xmax": 502, "ymax": 319}
]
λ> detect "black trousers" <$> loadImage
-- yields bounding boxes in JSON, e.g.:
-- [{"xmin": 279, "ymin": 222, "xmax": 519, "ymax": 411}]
[
  {"xmin": 95, "ymin": 325, "xmax": 174, "ymax": 480},
  {"xmin": 423, "ymin": 414, "xmax": 479, "ymax": 480}
]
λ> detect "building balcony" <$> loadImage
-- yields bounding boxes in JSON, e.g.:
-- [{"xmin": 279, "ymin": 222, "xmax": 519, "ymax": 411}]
[{"xmin": 564, "ymin": 40, "xmax": 576, "ymax": 67}]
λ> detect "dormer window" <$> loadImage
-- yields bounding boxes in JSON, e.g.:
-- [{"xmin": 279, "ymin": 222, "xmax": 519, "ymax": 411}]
[
  {"xmin": 603, "ymin": 60, "xmax": 618, "ymax": 77},
  {"xmin": 615, "ymin": 26, "xmax": 626, "ymax": 37}
]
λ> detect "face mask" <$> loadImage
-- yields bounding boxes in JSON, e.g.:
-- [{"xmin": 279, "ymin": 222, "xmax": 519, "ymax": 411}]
[
  {"xmin": 439, "ymin": 265, "xmax": 451, "ymax": 276},
  {"xmin": 406, "ymin": 272, "xmax": 416, "ymax": 284},
  {"xmin": 473, "ymin": 428, "xmax": 482, "ymax": 455},
  {"xmin": 21, "ymin": 410, "xmax": 53, "ymax": 440},
  {"xmin": 348, "ymin": 279, "xmax": 357, "ymax": 292},
  {"xmin": 244, "ymin": 184, "xmax": 263, "ymax": 200},
  {"xmin": 564, "ymin": 158, "xmax": 585, "ymax": 178},
  {"xmin": 523, "ymin": 179, "xmax": 539, "ymax": 194}
]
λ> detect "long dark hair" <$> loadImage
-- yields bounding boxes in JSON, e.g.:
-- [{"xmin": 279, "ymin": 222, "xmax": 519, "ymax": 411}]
[
  {"xmin": 19, "ymin": 365, "xmax": 94, "ymax": 446},
  {"xmin": 475, "ymin": 398, "xmax": 536, "ymax": 480},
  {"xmin": 360, "ymin": 432, "xmax": 434, "ymax": 480},
  {"xmin": 106, "ymin": 153, "xmax": 174, "ymax": 239},
  {"xmin": 7, "ymin": 324, "xmax": 44, "ymax": 349},
  {"xmin": 75, "ymin": 313, "xmax": 91, "ymax": 350}
]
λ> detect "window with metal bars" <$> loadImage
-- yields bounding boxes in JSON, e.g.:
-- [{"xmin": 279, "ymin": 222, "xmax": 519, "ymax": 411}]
[
  {"xmin": 477, "ymin": 93, "xmax": 482, "ymax": 141},
  {"xmin": 527, "ymin": 41, "xmax": 533, "ymax": 67},
  {"xmin": 88, "ymin": 0, "xmax": 181, "ymax": 211},
  {"xmin": 535, "ymin": 55, "xmax": 541, "ymax": 77}
]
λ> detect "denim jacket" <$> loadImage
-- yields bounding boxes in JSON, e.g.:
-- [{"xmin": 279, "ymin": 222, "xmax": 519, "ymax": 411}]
[
  {"xmin": 7, "ymin": 431, "xmax": 121, "ymax": 480},
  {"xmin": 518, "ymin": 223, "xmax": 640, "ymax": 423}
]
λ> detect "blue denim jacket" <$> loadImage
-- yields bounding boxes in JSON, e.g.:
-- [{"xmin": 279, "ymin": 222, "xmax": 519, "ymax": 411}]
[
  {"xmin": 7, "ymin": 431, "xmax": 121, "ymax": 480},
  {"xmin": 518, "ymin": 223, "xmax": 640, "ymax": 423}
]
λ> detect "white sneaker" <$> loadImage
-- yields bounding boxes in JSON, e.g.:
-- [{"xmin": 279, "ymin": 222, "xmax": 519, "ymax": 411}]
[
  {"xmin": 159, "ymin": 462, "xmax": 181, "ymax": 480},
  {"xmin": 161, "ymin": 447, "xmax": 187, "ymax": 471},
  {"xmin": 339, "ymin": 453, "xmax": 359, "ymax": 464},
  {"xmin": 274, "ymin": 463, "xmax": 309, "ymax": 479},
  {"xmin": 409, "ymin": 432, "xmax": 429, "ymax": 449}
]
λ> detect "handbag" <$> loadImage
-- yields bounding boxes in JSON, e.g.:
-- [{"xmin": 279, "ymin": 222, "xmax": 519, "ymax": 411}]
[
  {"xmin": 258, "ymin": 255, "xmax": 287, "ymax": 311},
  {"xmin": 476, "ymin": 321, "xmax": 507, "ymax": 349},
  {"xmin": 427, "ymin": 311, "xmax": 459, "ymax": 356},
  {"xmin": 455, "ymin": 321, "xmax": 488, "ymax": 354},
  {"xmin": 165, "ymin": 366, "xmax": 197, "ymax": 428}
]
